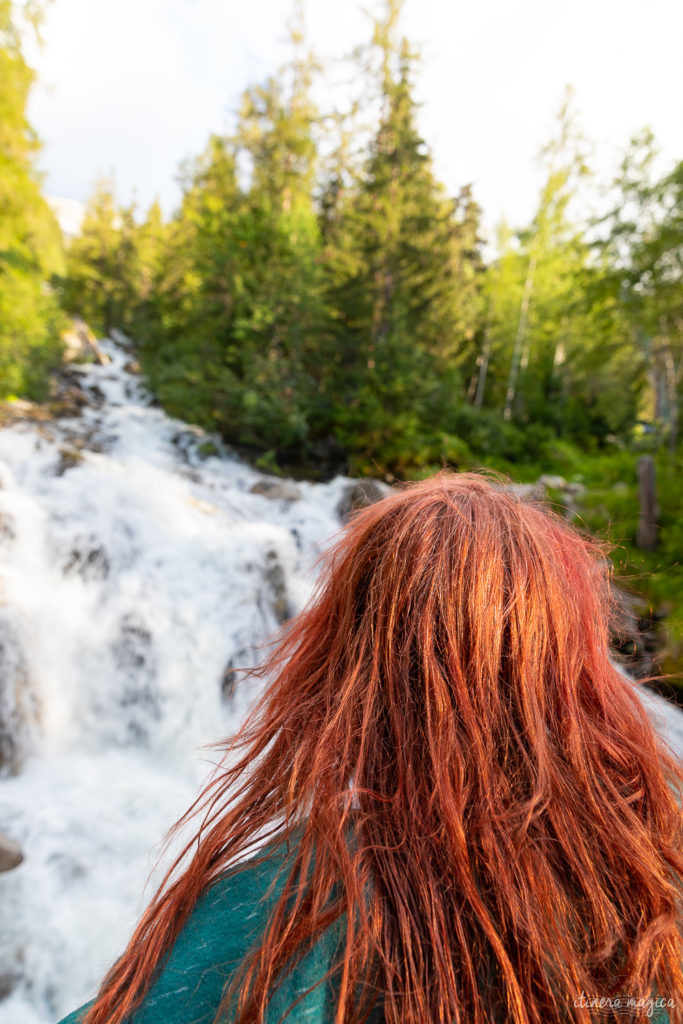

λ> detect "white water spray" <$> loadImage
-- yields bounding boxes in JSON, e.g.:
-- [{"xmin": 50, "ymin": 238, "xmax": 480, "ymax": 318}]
[{"xmin": 0, "ymin": 338, "xmax": 680, "ymax": 1024}]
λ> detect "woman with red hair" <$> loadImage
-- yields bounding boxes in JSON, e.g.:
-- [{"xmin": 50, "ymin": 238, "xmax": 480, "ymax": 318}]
[{"xmin": 59, "ymin": 470, "xmax": 682, "ymax": 1024}]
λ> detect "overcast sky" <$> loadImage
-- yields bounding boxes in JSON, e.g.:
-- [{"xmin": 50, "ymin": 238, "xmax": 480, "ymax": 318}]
[{"xmin": 26, "ymin": 0, "xmax": 683, "ymax": 238}]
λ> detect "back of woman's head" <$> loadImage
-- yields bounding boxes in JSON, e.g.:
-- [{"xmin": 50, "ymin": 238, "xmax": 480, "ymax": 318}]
[{"xmin": 85, "ymin": 470, "xmax": 683, "ymax": 1024}]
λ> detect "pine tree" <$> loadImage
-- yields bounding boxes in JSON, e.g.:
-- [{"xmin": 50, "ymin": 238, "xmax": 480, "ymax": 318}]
[
  {"xmin": 0, "ymin": 0, "xmax": 65, "ymax": 399},
  {"xmin": 596, "ymin": 133, "xmax": 682, "ymax": 451},
  {"xmin": 324, "ymin": 1, "xmax": 484, "ymax": 474},
  {"xmin": 132, "ymin": 16, "xmax": 328, "ymax": 465},
  {"xmin": 62, "ymin": 180, "xmax": 140, "ymax": 336}
]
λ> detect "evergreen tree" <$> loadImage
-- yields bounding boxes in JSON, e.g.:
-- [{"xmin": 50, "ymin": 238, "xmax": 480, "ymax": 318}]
[
  {"xmin": 133, "ymin": 17, "xmax": 328, "ymax": 465},
  {"xmin": 326, "ymin": 0, "xmax": 484, "ymax": 474},
  {"xmin": 62, "ymin": 180, "xmax": 140, "ymax": 336},
  {"xmin": 479, "ymin": 92, "xmax": 644, "ymax": 448},
  {"xmin": 0, "ymin": 0, "xmax": 65, "ymax": 399},
  {"xmin": 596, "ymin": 132, "xmax": 683, "ymax": 451}
]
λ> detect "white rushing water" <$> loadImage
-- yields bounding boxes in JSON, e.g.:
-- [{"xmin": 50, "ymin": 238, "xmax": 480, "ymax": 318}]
[{"xmin": 0, "ymin": 337, "xmax": 681, "ymax": 1024}]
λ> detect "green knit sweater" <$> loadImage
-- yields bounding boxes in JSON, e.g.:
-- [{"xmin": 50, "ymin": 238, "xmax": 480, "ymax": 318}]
[
  {"xmin": 56, "ymin": 832, "xmax": 360, "ymax": 1024},
  {"xmin": 56, "ymin": 831, "xmax": 674, "ymax": 1024}
]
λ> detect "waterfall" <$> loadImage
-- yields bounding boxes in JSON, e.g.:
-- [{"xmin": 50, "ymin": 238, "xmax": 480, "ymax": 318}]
[
  {"xmin": 0, "ymin": 337, "xmax": 352, "ymax": 1023},
  {"xmin": 0, "ymin": 336, "xmax": 681, "ymax": 1024}
]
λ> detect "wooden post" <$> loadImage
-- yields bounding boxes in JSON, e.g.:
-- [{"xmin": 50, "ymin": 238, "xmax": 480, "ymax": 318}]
[{"xmin": 636, "ymin": 455, "xmax": 658, "ymax": 551}]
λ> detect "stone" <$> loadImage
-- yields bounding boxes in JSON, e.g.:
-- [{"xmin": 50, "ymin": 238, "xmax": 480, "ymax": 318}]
[
  {"xmin": 0, "ymin": 616, "xmax": 37, "ymax": 773},
  {"xmin": 264, "ymin": 549, "xmax": 291, "ymax": 624},
  {"xmin": 565, "ymin": 481, "xmax": 587, "ymax": 499},
  {"xmin": 506, "ymin": 482, "xmax": 547, "ymax": 502},
  {"xmin": 0, "ymin": 832, "xmax": 23, "ymax": 872},
  {"xmin": 55, "ymin": 447, "xmax": 84, "ymax": 476},
  {"xmin": 249, "ymin": 478, "xmax": 301, "ymax": 502},
  {"xmin": 61, "ymin": 318, "xmax": 110, "ymax": 366},
  {"xmin": 337, "ymin": 479, "xmax": 391, "ymax": 523},
  {"xmin": 537, "ymin": 474, "xmax": 566, "ymax": 490},
  {"xmin": 62, "ymin": 540, "xmax": 110, "ymax": 581}
]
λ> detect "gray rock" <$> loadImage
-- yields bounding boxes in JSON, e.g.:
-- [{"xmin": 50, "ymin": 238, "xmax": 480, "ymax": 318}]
[
  {"xmin": 0, "ymin": 832, "xmax": 23, "ymax": 872},
  {"xmin": 0, "ymin": 615, "xmax": 38, "ymax": 773},
  {"xmin": 61, "ymin": 319, "xmax": 110, "ymax": 366},
  {"xmin": 62, "ymin": 538, "xmax": 110, "ymax": 581},
  {"xmin": 337, "ymin": 479, "xmax": 391, "ymax": 523},
  {"xmin": 0, "ymin": 510, "xmax": 16, "ymax": 543},
  {"xmin": 565, "ymin": 481, "xmax": 587, "ymax": 500},
  {"xmin": 0, "ymin": 967, "xmax": 20, "ymax": 999},
  {"xmin": 250, "ymin": 478, "xmax": 301, "ymax": 502},
  {"xmin": 506, "ymin": 482, "xmax": 547, "ymax": 502},
  {"xmin": 537, "ymin": 474, "xmax": 566, "ymax": 490},
  {"xmin": 263, "ymin": 549, "xmax": 291, "ymax": 624}
]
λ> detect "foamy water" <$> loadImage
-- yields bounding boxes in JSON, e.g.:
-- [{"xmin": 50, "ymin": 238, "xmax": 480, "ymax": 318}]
[{"xmin": 0, "ymin": 337, "xmax": 680, "ymax": 1023}]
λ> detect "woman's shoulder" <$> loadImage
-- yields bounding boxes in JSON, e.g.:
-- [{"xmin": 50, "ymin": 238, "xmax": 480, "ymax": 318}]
[{"xmin": 56, "ymin": 829, "xmax": 345, "ymax": 1024}]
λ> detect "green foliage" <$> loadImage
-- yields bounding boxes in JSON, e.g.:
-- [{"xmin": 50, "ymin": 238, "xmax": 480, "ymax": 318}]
[
  {"xmin": 0, "ymin": 0, "xmax": 65, "ymax": 400},
  {"xmin": 57, "ymin": 1, "xmax": 682, "ymax": 510}
]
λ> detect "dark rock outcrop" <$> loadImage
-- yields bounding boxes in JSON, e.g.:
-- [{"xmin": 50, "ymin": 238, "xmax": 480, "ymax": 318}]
[
  {"xmin": 62, "ymin": 538, "xmax": 111, "ymax": 581},
  {"xmin": 337, "ymin": 479, "xmax": 391, "ymax": 523},
  {"xmin": 0, "ymin": 832, "xmax": 23, "ymax": 872},
  {"xmin": 250, "ymin": 478, "xmax": 301, "ymax": 502},
  {"xmin": 263, "ymin": 549, "xmax": 291, "ymax": 624},
  {"xmin": 0, "ymin": 615, "xmax": 38, "ymax": 774}
]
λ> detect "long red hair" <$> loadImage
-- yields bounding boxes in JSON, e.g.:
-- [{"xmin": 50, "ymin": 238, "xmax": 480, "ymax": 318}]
[{"xmin": 83, "ymin": 470, "xmax": 682, "ymax": 1024}]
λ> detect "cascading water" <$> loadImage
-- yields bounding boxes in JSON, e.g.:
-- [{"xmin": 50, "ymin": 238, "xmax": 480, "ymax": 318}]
[
  {"xmin": 0, "ymin": 336, "xmax": 681, "ymax": 1024},
  {"xmin": 0, "ymin": 337, "xmax": 355, "ymax": 1023}
]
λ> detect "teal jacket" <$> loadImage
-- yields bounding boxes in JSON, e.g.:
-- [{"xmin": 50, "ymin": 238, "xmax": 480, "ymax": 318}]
[
  {"xmin": 56, "ymin": 831, "xmax": 674, "ymax": 1024},
  {"xmin": 56, "ymin": 832, "xmax": 360, "ymax": 1024}
]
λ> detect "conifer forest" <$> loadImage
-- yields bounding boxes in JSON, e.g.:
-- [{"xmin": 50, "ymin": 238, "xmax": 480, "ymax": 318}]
[{"xmin": 2, "ymin": 0, "xmax": 683, "ymax": 686}]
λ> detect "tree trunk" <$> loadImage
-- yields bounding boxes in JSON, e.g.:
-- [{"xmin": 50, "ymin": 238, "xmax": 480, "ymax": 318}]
[
  {"xmin": 636, "ymin": 455, "xmax": 658, "ymax": 551},
  {"xmin": 503, "ymin": 253, "xmax": 536, "ymax": 421},
  {"xmin": 467, "ymin": 324, "xmax": 491, "ymax": 408}
]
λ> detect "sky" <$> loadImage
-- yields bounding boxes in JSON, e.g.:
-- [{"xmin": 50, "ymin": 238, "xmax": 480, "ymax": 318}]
[{"xmin": 25, "ymin": 0, "xmax": 683, "ymax": 240}]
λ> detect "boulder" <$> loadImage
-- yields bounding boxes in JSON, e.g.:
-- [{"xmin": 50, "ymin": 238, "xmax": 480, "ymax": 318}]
[
  {"xmin": 264, "ymin": 549, "xmax": 291, "ymax": 624},
  {"xmin": 0, "ymin": 832, "xmax": 23, "ymax": 872},
  {"xmin": 61, "ymin": 319, "xmax": 110, "ymax": 366},
  {"xmin": 0, "ymin": 615, "xmax": 37, "ymax": 773},
  {"xmin": 249, "ymin": 478, "xmax": 301, "ymax": 502},
  {"xmin": 506, "ymin": 482, "xmax": 547, "ymax": 502},
  {"xmin": 337, "ymin": 479, "xmax": 391, "ymax": 523},
  {"xmin": 565, "ymin": 481, "xmax": 587, "ymax": 500},
  {"xmin": 537, "ymin": 474, "xmax": 566, "ymax": 490}
]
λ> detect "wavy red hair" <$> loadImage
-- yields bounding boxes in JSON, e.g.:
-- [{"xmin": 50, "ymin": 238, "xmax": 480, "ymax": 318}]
[{"xmin": 83, "ymin": 469, "xmax": 682, "ymax": 1024}]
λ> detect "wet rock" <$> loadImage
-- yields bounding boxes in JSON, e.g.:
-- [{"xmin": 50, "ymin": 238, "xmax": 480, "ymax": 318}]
[
  {"xmin": 337, "ymin": 479, "xmax": 391, "ymax": 523},
  {"xmin": 47, "ymin": 372, "xmax": 94, "ymax": 419},
  {"xmin": 62, "ymin": 539, "xmax": 110, "ymax": 581},
  {"xmin": 507, "ymin": 482, "xmax": 547, "ymax": 502},
  {"xmin": 0, "ymin": 832, "xmax": 23, "ymax": 872},
  {"xmin": 58, "ymin": 374, "xmax": 107, "ymax": 411},
  {"xmin": 0, "ymin": 615, "xmax": 38, "ymax": 774},
  {"xmin": 113, "ymin": 613, "xmax": 160, "ymax": 741},
  {"xmin": 123, "ymin": 359, "xmax": 141, "ymax": 374},
  {"xmin": 61, "ymin": 319, "xmax": 110, "ymax": 366},
  {"xmin": 565, "ymin": 481, "xmax": 587, "ymax": 500},
  {"xmin": 0, "ymin": 967, "xmax": 21, "ymax": 1000},
  {"xmin": 170, "ymin": 426, "xmax": 222, "ymax": 466},
  {"xmin": 55, "ymin": 447, "xmax": 85, "ymax": 476},
  {"xmin": 221, "ymin": 647, "xmax": 254, "ymax": 702},
  {"xmin": 0, "ymin": 398, "xmax": 54, "ymax": 428},
  {"xmin": 250, "ymin": 478, "xmax": 301, "ymax": 502},
  {"xmin": 537, "ymin": 474, "xmax": 566, "ymax": 490},
  {"xmin": 0, "ymin": 511, "xmax": 16, "ymax": 544},
  {"xmin": 263, "ymin": 549, "xmax": 291, "ymax": 624}
]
